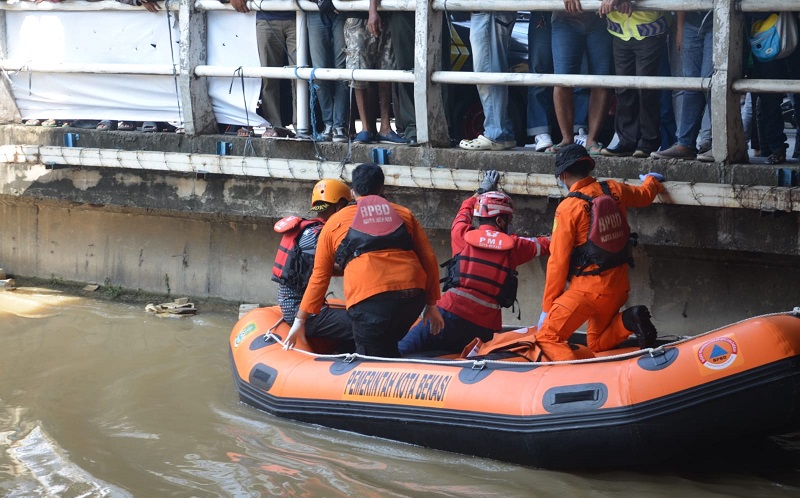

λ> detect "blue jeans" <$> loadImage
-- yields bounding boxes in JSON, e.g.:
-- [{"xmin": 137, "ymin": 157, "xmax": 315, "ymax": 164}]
[
  {"xmin": 551, "ymin": 13, "xmax": 613, "ymax": 76},
  {"xmin": 470, "ymin": 12, "xmax": 516, "ymax": 142},
  {"xmin": 398, "ymin": 307, "xmax": 494, "ymax": 356},
  {"xmin": 677, "ymin": 20, "xmax": 713, "ymax": 149},
  {"xmin": 526, "ymin": 12, "xmax": 589, "ymax": 136},
  {"xmin": 307, "ymin": 13, "xmax": 347, "ymax": 128}
]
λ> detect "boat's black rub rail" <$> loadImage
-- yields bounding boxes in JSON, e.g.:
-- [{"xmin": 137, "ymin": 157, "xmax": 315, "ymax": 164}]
[
  {"xmin": 230, "ymin": 349, "xmax": 800, "ymax": 467},
  {"xmin": 231, "ymin": 350, "xmax": 800, "ymax": 433}
]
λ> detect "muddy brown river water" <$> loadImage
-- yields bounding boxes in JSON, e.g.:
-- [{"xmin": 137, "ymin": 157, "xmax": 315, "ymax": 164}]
[{"xmin": 1, "ymin": 287, "xmax": 800, "ymax": 497}]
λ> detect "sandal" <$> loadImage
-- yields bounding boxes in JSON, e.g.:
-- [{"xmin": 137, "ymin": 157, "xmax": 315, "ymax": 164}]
[
  {"xmin": 586, "ymin": 143, "xmax": 604, "ymax": 155},
  {"xmin": 765, "ymin": 152, "xmax": 786, "ymax": 165},
  {"xmin": 141, "ymin": 121, "xmax": 158, "ymax": 133},
  {"xmin": 24, "ymin": 119, "xmax": 42, "ymax": 126},
  {"xmin": 544, "ymin": 143, "xmax": 566, "ymax": 155},
  {"xmin": 41, "ymin": 119, "xmax": 59, "ymax": 127},
  {"xmin": 262, "ymin": 127, "xmax": 279, "ymax": 138},
  {"xmin": 96, "ymin": 120, "xmax": 117, "ymax": 131},
  {"xmin": 118, "ymin": 121, "xmax": 136, "ymax": 131},
  {"xmin": 237, "ymin": 127, "xmax": 253, "ymax": 137},
  {"xmin": 458, "ymin": 134, "xmax": 508, "ymax": 151}
]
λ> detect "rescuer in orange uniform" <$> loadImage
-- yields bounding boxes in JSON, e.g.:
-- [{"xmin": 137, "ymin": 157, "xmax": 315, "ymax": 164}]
[
  {"xmin": 286, "ymin": 162, "xmax": 444, "ymax": 357},
  {"xmin": 535, "ymin": 144, "xmax": 665, "ymax": 361},
  {"xmin": 399, "ymin": 171, "xmax": 551, "ymax": 356}
]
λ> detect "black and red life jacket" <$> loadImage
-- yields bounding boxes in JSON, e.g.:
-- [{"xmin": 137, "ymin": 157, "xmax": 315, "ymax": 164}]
[
  {"xmin": 271, "ymin": 216, "xmax": 324, "ymax": 292},
  {"xmin": 567, "ymin": 181, "xmax": 635, "ymax": 278},
  {"xmin": 334, "ymin": 196, "xmax": 413, "ymax": 270},
  {"xmin": 440, "ymin": 229, "xmax": 518, "ymax": 309}
]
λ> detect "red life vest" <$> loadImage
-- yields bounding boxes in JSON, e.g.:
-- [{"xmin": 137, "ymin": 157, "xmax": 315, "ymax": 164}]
[
  {"xmin": 334, "ymin": 196, "xmax": 413, "ymax": 270},
  {"xmin": 271, "ymin": 216, "xmax": 324, "ymax": 292},
  {"xmin": 440, "ymin": 229, "xmax": 517, "ymax": 309},
  {"xmin": 567, "ymin": 181, "xmax": 634, "ymax": 277}
]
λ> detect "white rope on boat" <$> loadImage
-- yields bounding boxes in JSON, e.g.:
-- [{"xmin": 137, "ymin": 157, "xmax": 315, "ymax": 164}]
[{"xmin": 256, "ymin": 308, "xmax": 800, "ymax": 368}]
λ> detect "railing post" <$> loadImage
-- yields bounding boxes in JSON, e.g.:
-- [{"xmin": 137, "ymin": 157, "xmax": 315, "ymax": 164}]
[
  {"xmin": 0, "ymin": 10, "xmax": 22, "ymax": 124},
  {"xmin": 415, "ymin": 0, "xmax": 449, "ymax": 146},
  {"xmin": 178, "ymin": 0, "xmax": 217, "ymax": 135},
  {"xmin": 296, "ymin": 9, "xmax": 310, "ymax": 135},
  {"xmin": 711, "ymin": 0, "xmax": 748, "ymax": 164}
]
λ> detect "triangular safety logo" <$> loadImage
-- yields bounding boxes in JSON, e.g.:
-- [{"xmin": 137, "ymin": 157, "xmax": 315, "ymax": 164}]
[{"xmin": 695, "ymin": 335, "xmax": 744, "ymax": 375}]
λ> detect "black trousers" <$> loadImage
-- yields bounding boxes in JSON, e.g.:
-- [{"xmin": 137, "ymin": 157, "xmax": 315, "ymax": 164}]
[
  {"xmin": 347, "ymin": 289, "xmax": 426, "ymax": 357},
  {"xmin": 612, "ymin": 33, "xmax": 667, "ymax": 153},
  {"xmin": 307, "ymin": 305, "xmax": 356, "ymax": 353}
]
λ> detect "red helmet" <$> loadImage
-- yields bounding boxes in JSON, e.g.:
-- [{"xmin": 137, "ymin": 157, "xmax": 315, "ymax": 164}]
[{"xmin": 474, "ymin": 191, "xmax": 514, "ymax": 218}]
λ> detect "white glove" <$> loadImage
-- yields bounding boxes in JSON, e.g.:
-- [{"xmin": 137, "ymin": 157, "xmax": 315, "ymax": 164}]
[
  {"xmin": 284, "ymin": 317, "xmax": 306, "ymax": 350},
  {"xmin": 537, "ymin": 311, "xmax": 548, "ymax": 329}
]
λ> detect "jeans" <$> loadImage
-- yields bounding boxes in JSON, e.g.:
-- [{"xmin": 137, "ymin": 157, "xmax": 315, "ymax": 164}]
[
  {"xmin": 470, "ymin": 12, "xmax": 516, "ymax": 142},
  {"xmin": 551, "ymin": 13, "xmax": 613, "ymax": 76},
  {"xmin": 677, "ymin": 20, "xmax": 713, "ymax": 149},
  {"xmin": 307, "ymin": 13, "xmax": 347, "ymax": 128},
  {"xmin": 398, "ymin": 307, "xmax": 494, "ymax": 357},
  {"xmin": 526, "ymin": 12, "xmax": 589, "ymax": 137}
]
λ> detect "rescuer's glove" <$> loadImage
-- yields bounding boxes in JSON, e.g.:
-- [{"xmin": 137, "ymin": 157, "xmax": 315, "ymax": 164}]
[
  {"xmin": 477, "ymin": 170, "xmax": 500, "ymax": 194},
  {"xmin": 639, "ymin": 172, "xmax": 665, "ymax": 182}
]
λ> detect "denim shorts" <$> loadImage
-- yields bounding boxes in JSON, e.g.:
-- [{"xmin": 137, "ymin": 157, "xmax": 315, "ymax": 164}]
[{"xmin": 551, "ymin": 12, "xmax": 613, "ymax": 76}]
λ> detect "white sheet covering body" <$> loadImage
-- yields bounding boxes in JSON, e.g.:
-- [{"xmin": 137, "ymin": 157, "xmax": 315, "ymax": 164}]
[{"xmin": 6, "ymin": 10, "xmax": 266, "ymax": 127}]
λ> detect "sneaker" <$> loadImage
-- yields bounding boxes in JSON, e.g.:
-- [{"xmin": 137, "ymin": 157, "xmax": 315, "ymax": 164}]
[
  {"xmin": 377, "ymin": 130, "xmax": 408, "ymax": 144},
  {"xmin": 321, "ymin": 124, "xmax": 333, "ymax": 142},
  {"xmin": 574, "ymin": 127, "xmax": 588, "ymax": 147},
  {"xmin": 600, "ymin": 146, "xmax": 634, "ymax": 157},
  {"xmin": 531, "ymin": 133, "xmax": 553, "ymax": 152},
  {"xmin": 632, "ymin": 149, "xmax": 651, "ymax": 159},
  {"xmin": 697, "ymin": 142, "xmax": 711, "ymax": 155},
  {"xmin": 353, "ymin": 130, "xmax": 374, "ymax": 144},
  {"xmin": 650, "ymin": 144, "xmax": 697, "ymax": 160},
  {"xmin": 622, "ymin": 305, "xmax": 658, "ymax": 349},
  {"xmin": 332, "ymin": 127, "xmax": 347, "ymax": 143},
  {"xmin": 697, "ymin": 149, "xmax": 715, "ymax": 162}
]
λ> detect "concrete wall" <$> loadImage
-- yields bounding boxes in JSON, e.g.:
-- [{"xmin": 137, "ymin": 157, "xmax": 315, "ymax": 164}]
[{"xmin": 2, "ymin": 126, "xmax": 800, "ymax": 336}]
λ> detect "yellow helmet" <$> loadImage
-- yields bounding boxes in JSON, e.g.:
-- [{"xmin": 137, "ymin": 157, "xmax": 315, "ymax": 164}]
[{"xmin": 310, "ymin": 179, "xmax": 352, "ymax": 211}]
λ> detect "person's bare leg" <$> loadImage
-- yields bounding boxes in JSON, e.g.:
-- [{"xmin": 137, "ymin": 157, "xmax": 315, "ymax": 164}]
[
  {"xmin": 378, "ymin": 82, "xmax": 393, "ymax": 136},
  {"xmin": 553, "ymin": 86, "xmax": 575, "ymax": 146},
  {"xmin": 586, "ymin": 88, "xmax": 611, "ymax": 147},
  {"xmin": 355, "ymin": 87, "xmax": 376, "ymax": 134}
]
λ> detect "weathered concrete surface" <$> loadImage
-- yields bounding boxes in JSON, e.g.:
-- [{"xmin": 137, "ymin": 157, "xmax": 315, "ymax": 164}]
[{"xmin": 1, "ymin": 125, "xmax": 800, "ymax": 335}]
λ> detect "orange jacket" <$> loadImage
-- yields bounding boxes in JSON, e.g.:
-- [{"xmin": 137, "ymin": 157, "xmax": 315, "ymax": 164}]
[
  {"xmin": 299, "ymin": 201, "xmax": 441, "ymax": 313},
  {"xmin": 541, "ymin": 176, "xmax": 664, "ymax": 311}
]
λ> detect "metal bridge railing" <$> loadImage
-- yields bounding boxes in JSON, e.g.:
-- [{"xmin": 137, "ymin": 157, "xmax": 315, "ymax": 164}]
[{"xmin": 1, "ymin": 0, "xmax": 798, "ymax": 164}]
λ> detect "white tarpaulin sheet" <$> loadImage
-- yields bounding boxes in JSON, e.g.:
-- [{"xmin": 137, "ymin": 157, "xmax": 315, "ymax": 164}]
[{"xmin": 6, "ymin": 10, "xmax": 266, "ymax": 126}]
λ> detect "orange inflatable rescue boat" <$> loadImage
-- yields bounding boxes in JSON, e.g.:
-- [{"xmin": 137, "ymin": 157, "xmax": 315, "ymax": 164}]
[{"xmin": 229, "ymin": 306, "xmax": 800, "ymax": 469}]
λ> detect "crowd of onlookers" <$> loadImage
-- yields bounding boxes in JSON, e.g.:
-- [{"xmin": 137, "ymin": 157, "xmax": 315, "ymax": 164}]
[{"xmin": 11, "ymin": 0, "xmax": 800, "ymax": 163}]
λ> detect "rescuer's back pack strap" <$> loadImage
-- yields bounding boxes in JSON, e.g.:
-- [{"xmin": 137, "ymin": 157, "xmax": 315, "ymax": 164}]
[
  {"xmin": 334, "ymin": 196, "xmax": 413, "ymax": 270},
  {"xmin": 567, "ymin": 181, "xmax": 634, "ymax": 277}
]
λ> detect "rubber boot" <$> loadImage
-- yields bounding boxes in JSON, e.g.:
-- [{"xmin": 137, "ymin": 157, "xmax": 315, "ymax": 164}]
[{"xmin": 622, "ymin": 305, "xmax": 658, "ymax": 349}]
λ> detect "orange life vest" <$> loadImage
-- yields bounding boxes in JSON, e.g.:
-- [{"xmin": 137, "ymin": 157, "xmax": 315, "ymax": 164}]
[{"xmin": 334, "ymin": 196, "xmax": 413, "ymax": 270}]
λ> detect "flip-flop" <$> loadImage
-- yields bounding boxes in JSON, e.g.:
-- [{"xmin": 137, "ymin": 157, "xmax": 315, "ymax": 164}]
[
  {"xmin": 41, "ymin": 119, "xmax": 59, "ymax": 127},
  {"xmin": 544, "ymin": 143, "xmax": 565, "ymax": 155},
  {"xmin": 586, "ymin": 143, "xmax": 604, "ymax": 155},
  {"xmin": 24, "ymin": 119, "xmax": 42, "ymax": 126}
]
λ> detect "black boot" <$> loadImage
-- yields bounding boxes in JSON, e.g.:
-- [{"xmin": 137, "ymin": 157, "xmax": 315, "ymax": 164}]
[{"xmin": 622, "ymin": 305, "xmax": 658, "ymax": 349}]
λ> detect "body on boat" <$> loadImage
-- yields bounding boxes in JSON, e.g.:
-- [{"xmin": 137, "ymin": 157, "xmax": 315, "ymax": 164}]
[{"xmin": 229, "ymin": 305, "xmax": 800, "ymax": 469}]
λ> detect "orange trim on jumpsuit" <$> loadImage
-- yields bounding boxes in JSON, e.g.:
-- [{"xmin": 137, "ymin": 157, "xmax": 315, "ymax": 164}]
[
  {"xmin": 299, "ymin": 202, "xmax": 441, "ymax": 315},
  {"xmin": 536, "ymin": 176, "xmax": 664, "ymax": 361}
]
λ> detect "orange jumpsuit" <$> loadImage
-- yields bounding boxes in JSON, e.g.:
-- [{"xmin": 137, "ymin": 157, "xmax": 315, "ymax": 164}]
[
  {"xmin": 535, "ymin": 176, "xmax": 664, "ymax": 361},
  {"xmin": 299, "ymin": 201, "xmax": 441, "ymax": 315}
]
